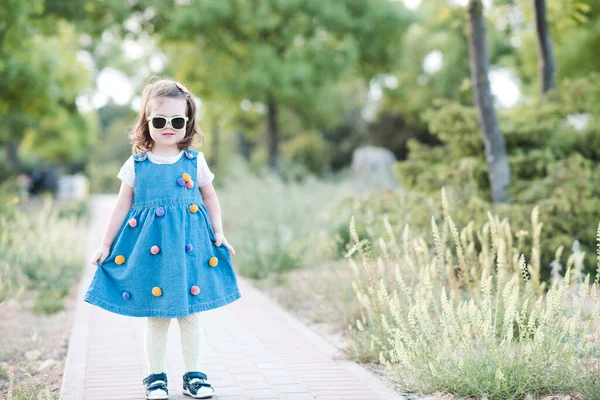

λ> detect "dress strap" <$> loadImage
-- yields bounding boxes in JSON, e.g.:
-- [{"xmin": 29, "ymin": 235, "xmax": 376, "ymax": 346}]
[
  {"xmin": 133, "ymin": 152, "xmax": 148, "ymax": 162},
  {"xmin": 184, "ymin": 149, "xmax": 198, "ymax": 159}
]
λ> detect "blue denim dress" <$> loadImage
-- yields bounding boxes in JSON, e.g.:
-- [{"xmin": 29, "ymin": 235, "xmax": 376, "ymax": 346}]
[{"xmin": 84, "ymin": 149, "xmax": 241, "ymax": 318}]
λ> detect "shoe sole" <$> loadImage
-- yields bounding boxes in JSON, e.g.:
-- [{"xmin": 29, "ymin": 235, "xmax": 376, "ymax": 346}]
[
  {"xmin": 182, "ymin": 387, "xmax": 216, "ymax": 398},
  {"xmin": 146, "ymin": 395, "xmax": 168, "ymax": 400}
]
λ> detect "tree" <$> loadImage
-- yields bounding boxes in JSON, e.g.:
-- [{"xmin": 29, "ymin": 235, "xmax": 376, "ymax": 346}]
[
  {"xmin": 466, "ymin": 0, "xmax": 510, "ymax": 203},
  {"xmin": 152, "ymin": 0, "xmax": 414, "ymax": 173},
  {"xmin": 533, "ymin": 0, "xmax": 556, "ymax": 94},
  {"xmin": 0, "ymin": 0, "xmax": 92, "ymax": 171}
]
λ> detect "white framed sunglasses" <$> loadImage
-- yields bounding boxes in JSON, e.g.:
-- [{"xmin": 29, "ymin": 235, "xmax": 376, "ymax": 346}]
[{"xmin": 147, "ymin": 115, "xmax": 189, "ymax": 130}]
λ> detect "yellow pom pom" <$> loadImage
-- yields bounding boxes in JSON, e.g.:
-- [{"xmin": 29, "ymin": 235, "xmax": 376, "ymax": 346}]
[
  {"xmin": 189, "ymin": 204, "xmax": 199, "ymax": 213},
  {"xmin": 209, "ymin": 257, "xmax": 218, "ymax": 267},
  {"xmin": 182, "ymin": 173, "xmax": 191, "ymax": 182},
  {"xmin": 152, "ymin": 287, "xmax": 162, "ymax": 297},
  {"xmin": 115, "ymin": 255, "xmax": 125, "ymax": 265}
]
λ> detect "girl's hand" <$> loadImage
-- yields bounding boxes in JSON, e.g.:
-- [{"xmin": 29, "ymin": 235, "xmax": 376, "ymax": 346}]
[
  {"xmin": 215, "ymin": 232, "xmax": 236, "ymax": 257},
  {"xmin": 90, "ymin": 244, "xmax": 111, "ymax": 266}
]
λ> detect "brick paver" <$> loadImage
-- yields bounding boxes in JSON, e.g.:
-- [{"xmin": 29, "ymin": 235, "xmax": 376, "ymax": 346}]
[{"xmin": 61, "ymin": 195, "xmax": 403, "ymax": 400}]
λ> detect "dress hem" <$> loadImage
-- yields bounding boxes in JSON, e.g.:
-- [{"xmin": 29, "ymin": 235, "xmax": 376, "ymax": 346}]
[{"xmin": 83, "ymin": 290, "xmax": 241, "ymax": 318}]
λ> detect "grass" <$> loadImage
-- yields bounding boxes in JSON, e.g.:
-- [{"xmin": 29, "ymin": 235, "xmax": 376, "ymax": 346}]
[
  {"xmin": 346, "ymin": 188, "xmax": 600, "ymax": 399},
  {"xmin": 0, "ymin": 199, "xmax": 87, "ymax": 311},
  {"xmin": 4, "ymin": 365, "xmax": 60, "ymax": 400},
  {"xmin": 217, "ymin": 157, "xmax": 351, "ymax": 279}
]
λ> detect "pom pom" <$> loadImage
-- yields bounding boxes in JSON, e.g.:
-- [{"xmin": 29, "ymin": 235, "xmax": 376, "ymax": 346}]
[
  {"xmin": 155, "ymin": 207, "xmax": 165, "ymax": 217},
  {"xmin": 189, "ymin": 204, "xmax": 199, "ymax": 213},
  {"xmin": 209, "ymin": 257, "xmax": 218, "ymax": 267},
  {"xmin": 115, "ymin": 255, "xmax": 125, "ymax": 265},
  {"xmin": 185, "ymin": 243, "xmax": 193, "ymax": 252},
  {"xmin": 151, "ymin": 245, "xmax": 160, "ymax": 255},
  {"xmin": 128, "ymin": 218, "xmax": 137, "ymax": 227},
  {"xmin": 176, "ymin": 178, "xmax": 186, "ymax": 186},
  {"xmin": 182, "ymin": 173, "xmax": 191, "ymax": 182},
  {"xmin": 122, "ymin": 292, "xmax": 131, "ymax": 300},
  {"xmin": 185, "ymin": 180, "xmax": 194, "ymax": 189},
  {"xmin": 190, "ymin": 286, "xmax": 200, "ymax": 296},
  {"xmin": 152, "ymin": 287, "xmax": 162, "ymax": 297}
]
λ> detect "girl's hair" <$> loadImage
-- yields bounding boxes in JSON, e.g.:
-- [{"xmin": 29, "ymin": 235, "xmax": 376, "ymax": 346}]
[{"xmin": 130, "ymin": 78, "xmax": 204, "ymax": 154}]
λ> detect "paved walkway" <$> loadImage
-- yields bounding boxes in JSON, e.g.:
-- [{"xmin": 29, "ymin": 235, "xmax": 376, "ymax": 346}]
[{"xmin": 60, "ymin": 195, "xmax": 403, "ymax": 400}]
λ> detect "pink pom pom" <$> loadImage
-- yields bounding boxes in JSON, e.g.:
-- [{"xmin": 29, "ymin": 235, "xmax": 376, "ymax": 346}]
[
  {"xmin": 151, "ymin": 245, "xmax": 160, "ymax": 255},
  {"xmin": 128, "ymin": 218, "xmax": 137, "ymax": 227}
]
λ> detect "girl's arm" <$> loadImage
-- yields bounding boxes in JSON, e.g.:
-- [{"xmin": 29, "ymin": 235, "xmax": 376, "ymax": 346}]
[
  {"xmin": 200, "ymin": 183, "xmax": 236, "ymax": 256},
  {"xmin": 90, "ymin": 182, "xmax": 134, "ymax": 265}
]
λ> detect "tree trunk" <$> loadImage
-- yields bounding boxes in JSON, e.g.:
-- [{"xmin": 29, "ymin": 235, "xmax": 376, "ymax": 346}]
[
  {"xmin": 5, "ymin": 140, "xmax": 22, "ymax": 172},
  {"xmin": 210, "ymin": 119, "xmax": 220, "ymax": 168},
  {"xmin": 467, "ymin": 0, "xmax": 511, "ymax": 203},
  {"xmin": 237, "ymin": 132, "xmax": 251, "ymax": 162},
  {"xmin": 267, "ymin": 94, "xmax": 280, "ymax": 174},
  {"xmin": 533, "ymin": 0, "xmax": 556, "ymax": 94}
]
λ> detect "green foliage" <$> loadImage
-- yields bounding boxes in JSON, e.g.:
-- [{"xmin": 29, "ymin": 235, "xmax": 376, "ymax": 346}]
[
  {"xmin": 395, "ymin": 76, "xmax": 600, "ymax": 277},
  {"xmin": 282, "ymin": 130, "xmax": 330, "ymax": 176}
]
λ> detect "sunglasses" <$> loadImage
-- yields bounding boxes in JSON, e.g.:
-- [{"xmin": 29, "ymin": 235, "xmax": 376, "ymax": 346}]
[{"xmin": 147, "ymin": 115, "xmax": 189, "ymax": 130}]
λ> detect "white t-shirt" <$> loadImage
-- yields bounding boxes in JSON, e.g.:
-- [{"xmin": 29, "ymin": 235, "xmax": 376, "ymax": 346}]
[{"xmin": 117, "ymin": 150, "xmax": 215, "ymax": 188}]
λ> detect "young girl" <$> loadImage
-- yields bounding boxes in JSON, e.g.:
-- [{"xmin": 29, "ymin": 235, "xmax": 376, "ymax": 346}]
[{"xmin": 84, "ymin": 79, "xmax": 241, "ymax": 399}]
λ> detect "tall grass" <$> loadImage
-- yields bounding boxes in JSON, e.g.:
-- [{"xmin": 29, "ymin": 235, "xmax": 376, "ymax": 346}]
[
  {"xmin": 0, "ymin": 200, "xmax": 87, "ymax": 312},
  {"xmin": 218, "ymin": 158, "xmax": 351, "ymax": 279},
  {"xmin": 347, "ymin": 188, "xmax": 600, "ymax": 399}
]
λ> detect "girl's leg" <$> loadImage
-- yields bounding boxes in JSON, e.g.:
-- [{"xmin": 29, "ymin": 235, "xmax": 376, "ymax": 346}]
[
  {"xmin": 177, "ymin": 312, "xmax": 205, "ymax": 372},
  {"xmin": 144, "ymin": 317, "xmax": 171, "ymax": 374}
]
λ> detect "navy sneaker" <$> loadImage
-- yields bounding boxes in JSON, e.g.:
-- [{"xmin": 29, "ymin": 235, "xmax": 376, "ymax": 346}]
[
  {"xmin": 143, "ymin": 372, "xmax": 168, "ymax": 399},
  {"xmin": 182, "ymin": 371, "xmax": 215, "ymax": 398}
]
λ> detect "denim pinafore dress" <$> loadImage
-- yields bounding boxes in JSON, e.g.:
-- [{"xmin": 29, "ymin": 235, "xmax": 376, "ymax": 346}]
[{"xmin": 84, "ymin": 149, "xmax": 241, "ymax": 318}]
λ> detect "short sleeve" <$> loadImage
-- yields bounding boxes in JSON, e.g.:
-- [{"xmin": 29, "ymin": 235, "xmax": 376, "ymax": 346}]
[
  {"xmin": 196, "ymin": 152, "xmax": 215, "ymax": 187},
  {"xmin": 116, "ymin": 156, "xmax": 135, "ymax": 187}
]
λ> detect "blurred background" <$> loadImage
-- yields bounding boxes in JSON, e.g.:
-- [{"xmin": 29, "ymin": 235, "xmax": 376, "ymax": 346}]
[{"xmin": 2, "ymin": 0, "xmax": 600, "ymax": 396}]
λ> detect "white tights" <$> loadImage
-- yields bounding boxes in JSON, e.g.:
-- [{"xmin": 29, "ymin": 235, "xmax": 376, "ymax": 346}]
[{"xmin": 144, "ymin": 312, "xmax": 204, "ymax": 374}]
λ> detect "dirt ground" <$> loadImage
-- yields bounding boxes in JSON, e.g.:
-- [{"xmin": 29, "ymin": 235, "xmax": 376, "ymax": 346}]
[{"xmin": 0, "ymin": 285, "xmax": 78, "ymax": 399}]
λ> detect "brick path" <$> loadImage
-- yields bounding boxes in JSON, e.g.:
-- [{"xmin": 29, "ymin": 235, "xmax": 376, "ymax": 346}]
[{"xmin": 60, "ymin": 195, "xmax": 403, "ymax": 400}]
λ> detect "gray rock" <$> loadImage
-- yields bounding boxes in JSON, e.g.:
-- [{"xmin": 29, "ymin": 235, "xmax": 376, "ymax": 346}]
[{"xmin": 351, "ymin": 146, "xmax": 399, "ymax": 194}]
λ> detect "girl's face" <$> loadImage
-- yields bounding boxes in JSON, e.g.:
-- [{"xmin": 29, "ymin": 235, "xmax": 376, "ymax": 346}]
[{"xmin": 147, "ymin": 97, "xmax": 188, "ymax": 152}]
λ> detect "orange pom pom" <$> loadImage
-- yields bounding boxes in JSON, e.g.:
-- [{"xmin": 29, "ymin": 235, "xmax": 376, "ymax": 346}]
[
  {"xmin": 182, "ymin": 173, "xmax": 191, "ymax": 182},
  {"xmin": 208, "ymin": 257, "xmax": 218, "ymax": 267},
  {"xmin": 189, "ymin": 204, "xmax": 199, "ymax": 213},
  {"xmin": 115, "ymin": 255, "xmax": 125, "ymax": 265},
  {"xmin": 152, "ymin": 287, "xmax": 162, "ymax": 297}
]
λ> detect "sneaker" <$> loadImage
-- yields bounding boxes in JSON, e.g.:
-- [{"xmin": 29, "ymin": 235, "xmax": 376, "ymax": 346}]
[
  {"xmin": 143, "ymin": 372, "xmax": 169, "ymax": 400},
  {"xmin": 182, "ymin": 371, "xmax": 216, "ymax": 398}
]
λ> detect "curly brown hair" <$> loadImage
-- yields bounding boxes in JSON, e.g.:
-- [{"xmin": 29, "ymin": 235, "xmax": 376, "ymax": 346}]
[{"xmin": 129, "ymin": 78, "xmax": 204, "ymax": 154}]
